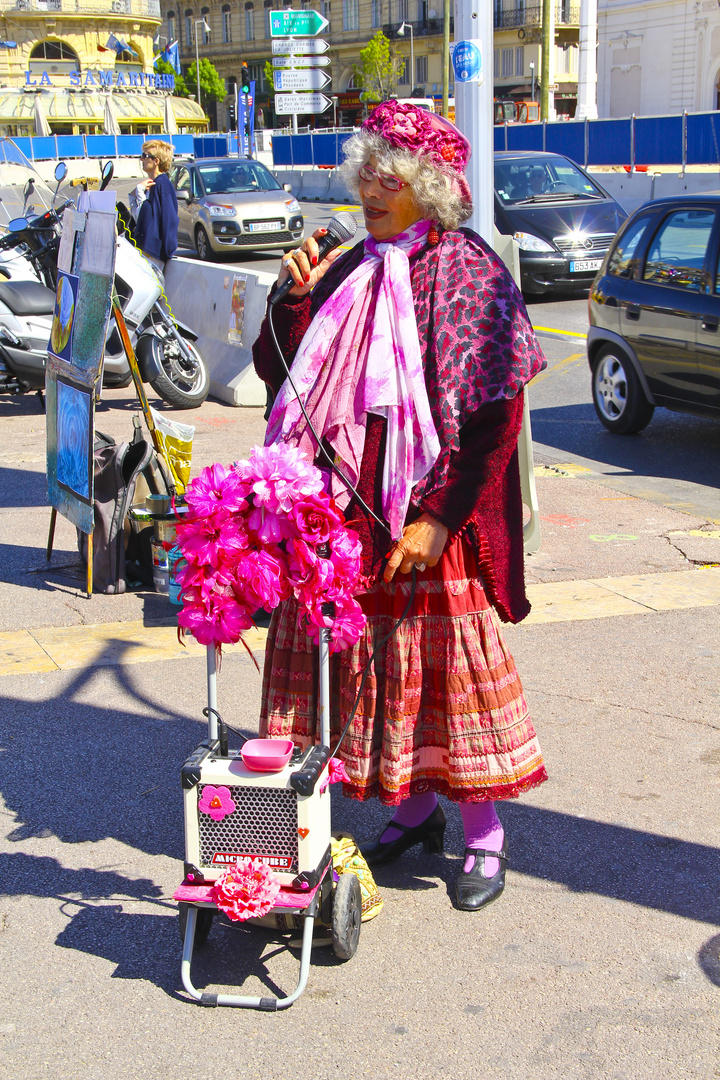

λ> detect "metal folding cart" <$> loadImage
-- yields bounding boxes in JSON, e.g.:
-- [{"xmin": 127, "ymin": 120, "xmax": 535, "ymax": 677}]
[{"xmin": 174, "ymin": 630, "xmax": 362, "ymax": 1010}]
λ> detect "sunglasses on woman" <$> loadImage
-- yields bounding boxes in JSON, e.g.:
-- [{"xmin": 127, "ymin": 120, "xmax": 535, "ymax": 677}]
[
  {"xmin": 140, "ymin": 152, "xmax": 157, "ymax": 161},
  {"xmin": 357, "ymin": 164, "xmax": 407, "ymax": 191}
]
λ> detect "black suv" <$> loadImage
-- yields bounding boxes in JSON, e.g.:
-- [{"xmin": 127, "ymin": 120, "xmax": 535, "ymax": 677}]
[{"xmin": 588, "ymin": 196, "xmax": 720, "ymax": 433}]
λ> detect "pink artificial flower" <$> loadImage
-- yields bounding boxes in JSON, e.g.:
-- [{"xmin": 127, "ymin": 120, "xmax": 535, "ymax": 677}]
[
  {"xmin": 211, "ymin": 858, "xmax": 281, "ymax": 922},
  {"xmin": 285, "ymin": 536, "xmax": 319, "ymax": 588},
  {"xmin": 329, "ymin": 595, "xmax": 367, "ymax": 653},
  {"xmin": 291, "ymin": 494, "xmax": 342, "ymax": 546},
  {"xmin": 178, "ymin": 592, "xmax": 253, "ymax": 645},
  {"xmin": 320, "ymin": 756, "xmax": 351, "ymax": 793},
  {"xmin": 197, "ymin": 784, "xmax": 236, "ymax": 822},
  {"xmin": 329, "ymin": 527, "xmax": 363, "ymax": 587},
  {"xmin": 176, "ymin": 511, "xmax": 248, "ymax": 569},
  {"xmin": 234, "ymin": 548, "xmax": 290, "ymax": 612},
  {"xmin": 235, "ymin": 444, "xmax": 323, "ymax": 515},
  {"xmin": 185, "ymin": 463, "xmax": 250, "ymax": 518},
  {"xmin": 247, "ymin": 505, "xmax": 291, "ymax": 545},
  {"xmin": 287, "ymin": 537, "xmax": 337, "ymax": 601}
]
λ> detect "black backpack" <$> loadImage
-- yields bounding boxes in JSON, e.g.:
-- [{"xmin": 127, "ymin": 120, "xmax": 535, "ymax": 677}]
[{"xmin": 78, "ymin": 419, "xmax": 175, "ymax": 594}]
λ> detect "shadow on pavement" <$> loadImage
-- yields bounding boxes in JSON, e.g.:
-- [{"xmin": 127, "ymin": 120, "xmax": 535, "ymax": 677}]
[
  {"xmin": 531, "ymin": 402, "xmax": 720, "ymax": 488},
  {"xmin": 0, "ymin": 465, "xmax": 47, "ymax": 509}
]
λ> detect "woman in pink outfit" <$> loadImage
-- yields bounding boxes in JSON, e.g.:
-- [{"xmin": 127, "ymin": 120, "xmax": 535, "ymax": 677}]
[{"xmin": 252, "ymin": 100, "xmax": 548, "ymax": 911}]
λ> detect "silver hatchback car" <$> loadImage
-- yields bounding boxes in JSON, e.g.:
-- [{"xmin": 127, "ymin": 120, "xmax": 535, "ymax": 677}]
[{"xmin": 169, "ymin": 157, "xmax": 304, "ymax": 260}]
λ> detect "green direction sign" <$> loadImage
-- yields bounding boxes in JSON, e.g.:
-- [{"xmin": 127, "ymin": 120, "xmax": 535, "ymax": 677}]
[{"xmin": 270, "ymin": 9, "xmax": 329, "ymax": 36}]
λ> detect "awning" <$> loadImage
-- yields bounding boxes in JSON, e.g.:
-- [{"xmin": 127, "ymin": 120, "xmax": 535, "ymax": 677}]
[{"xmin": 0, "ymin": 89, "xmax": 205, "ymax": 128}]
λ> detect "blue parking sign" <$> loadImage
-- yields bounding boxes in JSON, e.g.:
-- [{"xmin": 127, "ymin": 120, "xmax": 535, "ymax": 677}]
[{"xmin": 452, "ymin": 40, "xmax": 483, "ymax": 84}]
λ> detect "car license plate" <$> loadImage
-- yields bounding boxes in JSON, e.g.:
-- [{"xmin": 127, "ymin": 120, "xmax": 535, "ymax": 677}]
[
  {"xmin": 249, "ymin": 221, "xmax": 282, "ymax": 232},
  {"xmin": 569, "ymin": 258, "xmax": 602, "ymax": 272}
]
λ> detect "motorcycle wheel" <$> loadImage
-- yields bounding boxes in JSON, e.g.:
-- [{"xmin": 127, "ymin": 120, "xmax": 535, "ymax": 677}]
[{"xmin": 148, "ymin": 333, "xmax": 209, "ymax": 409}]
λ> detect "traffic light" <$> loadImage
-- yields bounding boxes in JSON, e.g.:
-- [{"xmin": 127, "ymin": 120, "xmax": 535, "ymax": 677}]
[
  {"xmin": 240, "ymin": 64, "xmax": 250, "ymax": 94},
  {"xmin": 229, "ymin": 97, "xmax": 236, "ymax": 123}
]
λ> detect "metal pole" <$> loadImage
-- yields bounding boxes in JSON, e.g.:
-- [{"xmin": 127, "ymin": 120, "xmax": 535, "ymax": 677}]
[
  {"xmin": 530, "ymin": 61, "xmax": 535, "ymax": 103},
  {"xmin": 454, "ymin": 0, "xmax": 493, "ymax": 243},
  {"xmin": 195, "ymin": 25, "xmax": 200, "ymax": 113},
  {"xmin": 541, "ymin": 0, "xmax": 551, "ymax": 121},
  {"xmin": 235, "ymin": 82, "xmax": 240, "ymax": 157},
  {"xmin": 442, "ymin": 0, "xmax": 450, "ymax": 117},
  {"xmin": 575, "ymin": 0, "xmax": 598, "ymax": 120},
  {"xmin": 410, "ymin": 23, "xmax": 414, "ymax": 94},
  {"xmin": 206, "ymin": 645, "xmax": 218, "ymax": 741}
]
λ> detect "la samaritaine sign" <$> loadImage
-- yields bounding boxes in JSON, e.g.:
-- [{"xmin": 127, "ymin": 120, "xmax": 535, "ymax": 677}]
[{"xmin": 24, "ymin": 69, "xmax": 176, "ymax": 89}]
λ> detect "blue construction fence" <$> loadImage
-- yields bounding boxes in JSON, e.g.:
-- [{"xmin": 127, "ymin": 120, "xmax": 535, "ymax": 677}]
[
  {"xmin": 272, "ymin": 112, "xmax": 720, "ymax": 169},
  {"xmin": 9, "ymin": 132, "xmax": 244, "ymax": 163}
]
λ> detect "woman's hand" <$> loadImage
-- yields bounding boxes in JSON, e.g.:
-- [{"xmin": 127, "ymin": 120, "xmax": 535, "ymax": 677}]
[
  {"xmin": 275, "ymin": 227, "xmax": 343, "ymax": 299},
  {"xmin": 139, "ymin": 178, "xmax": 155, "ymax": 191},
  {"xmin": 383, "ymin": 513, "xmax": 449, "ymax": 583}
]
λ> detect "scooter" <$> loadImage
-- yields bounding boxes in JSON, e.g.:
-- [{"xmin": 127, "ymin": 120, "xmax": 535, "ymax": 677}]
[{"xmin": 0, "ymin": 160, "xmax": 210, "ymax": 410}]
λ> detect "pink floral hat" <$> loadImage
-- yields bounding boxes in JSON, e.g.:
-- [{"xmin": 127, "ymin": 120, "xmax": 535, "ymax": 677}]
[{"xmin": 362, "ymin": 99, "xmax": 472, "ymax": 204}]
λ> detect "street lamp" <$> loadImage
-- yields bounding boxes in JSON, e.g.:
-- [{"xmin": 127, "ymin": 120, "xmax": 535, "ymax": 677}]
[
  {"xmin": 397, "ymin": 21, "xmax": 414, "ymax": 96},
  {"xmin": 529, "ymin": 61, "xmax": 535, "ymax": 102},
  {"xmin": 194, "ymin": 17, "xmax": 211, "ymax": 112}
]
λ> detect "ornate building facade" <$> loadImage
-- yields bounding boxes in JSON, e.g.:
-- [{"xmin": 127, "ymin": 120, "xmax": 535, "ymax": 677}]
[{"xmin": 0, "ymin": 0, "xmax": 204, "ymax": 135}]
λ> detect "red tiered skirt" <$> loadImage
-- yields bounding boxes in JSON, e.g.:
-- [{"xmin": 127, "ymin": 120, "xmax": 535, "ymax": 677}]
[{"xmin": 260, "ymin": 536, "xmax": 547, "ymax": 805}]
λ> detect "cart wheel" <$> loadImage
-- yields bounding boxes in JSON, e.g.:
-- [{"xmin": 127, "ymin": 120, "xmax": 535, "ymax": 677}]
[
  {"xmin": 331, "ymin": 873, "xmax": 361, "ymax": 961},
  {"xmin": 178, "ymin": 903, "xmax": 214, "ymax": 948}
]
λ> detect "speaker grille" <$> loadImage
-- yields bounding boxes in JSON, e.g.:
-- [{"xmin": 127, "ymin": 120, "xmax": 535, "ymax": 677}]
[{"xmin": 196, "ymin": 784, "xmax": 299, "ymax": 873}]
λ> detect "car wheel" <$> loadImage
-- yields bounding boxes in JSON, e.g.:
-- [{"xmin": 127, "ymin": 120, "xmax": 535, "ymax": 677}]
[
  {"xmin": 591, "ymin": 345, "xmax": 655, "ymax": 434},
  {"xmin": 195, "ymin": 225, "xmax": 214, "ymax": 262}
]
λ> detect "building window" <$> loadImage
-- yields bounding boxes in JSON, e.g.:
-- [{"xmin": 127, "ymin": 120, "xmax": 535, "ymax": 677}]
[
  {"xmin": 501, "ymin": 47, "xmax": 513, "ymax": 78},
  {"xmin": 343, "ymin": 0, "xmax": 359, "ymax": 30},
  {"xmin": 397, "ymin": 0, "xmax": 408, "ymax": 21},
  {"xmin": 264, "ymin": 0, "xmax": 273, "ymax": 37},
  {"xmin": 493, "ymin": 48, "xmax": 499, "ymax": 75},
  {"xmin": 398, "ymin": 56, "xmax": 409, "ymax": 84},
  {"xmin": 515, "ymin": 45, "xmax": 524, "ymax": 76},
  {"xmin": 555, "ymin": 42, "xmax": 577, "ymax": 75},
  {"xmin": 371, "ymin": 0, "xmax": 381, "ymax": 26},
  {"xmin": 201, "ymin": 7, "xmax": 210, "ymax": 43},
  {"xmin": 185, "ymin": 9, "xmax": 193, "ymax": 47},
  {"xmin": 417, "ymin": 0, "xmax": 427, "ymax": 22},
  {"xmin": 222, "ymin": 4, "xmax": 231, "ymax": 42},
  {"xmin": 167, "ymin": 11, "xmax": 176, "ymax": 41},
  {"xmin": 245, "ymin": 1, "xmax": 254, "ymax": 39},
  {"xmin": 30, "ymin": 40, "xmax": 80, "ymax": 62},
  {"xmin": 321, "ymin": 0, "xmax": 331, "ymax": 25},
  {"xmin": 416, "ymin": 54, "xmax": 427, "ymax": 84},
  {"xmin": 301, "ymin": 0, "xmax": 311, "ymax": 8}
]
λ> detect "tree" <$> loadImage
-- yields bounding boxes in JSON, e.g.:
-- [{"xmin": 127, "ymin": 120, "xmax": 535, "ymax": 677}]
[
  {"xmin": 155, "ymin": 57, "xmax": 189, "ymax": 97},
  {"xmin": 185, "ymin": 57, "xmax": 226, "ymax": 115},
  {"xmin": 353, "ymin": 31, "xmax": 401, "ymax": 105}
]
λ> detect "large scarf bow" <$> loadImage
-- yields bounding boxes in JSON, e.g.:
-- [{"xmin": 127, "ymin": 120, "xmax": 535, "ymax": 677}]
[{"xmin": 265, "ymin": 219, "xmax": 440, "ymax": 540}]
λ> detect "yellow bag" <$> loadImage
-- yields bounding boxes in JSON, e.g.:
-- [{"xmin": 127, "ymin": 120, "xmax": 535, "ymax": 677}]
[
  {"xmin": 149, "ymin": 407, "xmax": 194, "ymax": 494},
  {"xmin": 331, "ymin": 833, "xmax": 383, "ymax": 922}
]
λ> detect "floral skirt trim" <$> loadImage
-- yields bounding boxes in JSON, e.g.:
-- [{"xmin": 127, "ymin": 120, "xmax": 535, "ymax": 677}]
[{"xmin": 260, "ymin": 536, "xmax": 547, "ymax": 806}]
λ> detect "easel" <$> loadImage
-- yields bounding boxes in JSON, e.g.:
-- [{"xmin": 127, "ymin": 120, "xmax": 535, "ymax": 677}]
[{"xmin": 46, "ymin": 300, "xmax": 167, "ymax": 598}]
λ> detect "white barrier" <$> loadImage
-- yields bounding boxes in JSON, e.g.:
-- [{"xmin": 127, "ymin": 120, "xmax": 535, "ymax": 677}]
[{"xmin": 163, "ymin": 257, "xmax": 274, "ymax": 407}]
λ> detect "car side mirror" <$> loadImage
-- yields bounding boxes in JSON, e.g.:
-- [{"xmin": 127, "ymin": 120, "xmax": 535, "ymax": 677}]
[
  {"xmin": 176, "ymin": 189, "xmax": 190, "ymax": 202},
  {"xmin": 283, "ymin": 183, "xmax": 292, "ymax": 193}
]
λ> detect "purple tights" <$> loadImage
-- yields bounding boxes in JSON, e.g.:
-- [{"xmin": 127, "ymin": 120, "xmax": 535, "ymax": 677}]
[{"xmin": 381, "ymin": 794, "xmax": 504, "ymax": 878}]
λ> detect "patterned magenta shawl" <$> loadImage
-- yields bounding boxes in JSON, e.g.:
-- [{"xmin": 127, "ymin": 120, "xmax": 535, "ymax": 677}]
[{"xmin": 307, "ymin": 226, "xmax": 547, "ymax": 504}]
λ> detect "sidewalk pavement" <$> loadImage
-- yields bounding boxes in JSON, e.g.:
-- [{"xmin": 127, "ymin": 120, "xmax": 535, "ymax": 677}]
[{"xmin": 1, "ymin": 387, "xmax": 719, "ymax": 1080}]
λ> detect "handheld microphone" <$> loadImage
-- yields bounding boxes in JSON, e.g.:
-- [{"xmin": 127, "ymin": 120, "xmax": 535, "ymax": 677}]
[{"xmin": 269, "ymin": 211, "xmax": 357, "ymax": 306}]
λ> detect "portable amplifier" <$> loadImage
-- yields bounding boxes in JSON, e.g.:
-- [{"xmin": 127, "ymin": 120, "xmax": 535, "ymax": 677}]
[{"xmin": 182, "ymin": 741, "xmax": 332, "ymax": 890}]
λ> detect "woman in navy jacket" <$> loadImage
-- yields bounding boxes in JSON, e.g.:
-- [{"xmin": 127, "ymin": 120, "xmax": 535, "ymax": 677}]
[{"xmin": 129, "ymin": 139, "xmax": 179, "ymax": 272}]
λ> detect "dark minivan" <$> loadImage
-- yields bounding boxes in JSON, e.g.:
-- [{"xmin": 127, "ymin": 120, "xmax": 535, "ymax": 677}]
[{"xmin": 494, "ymin": 151, "xmax": 627, "ymax": 295}]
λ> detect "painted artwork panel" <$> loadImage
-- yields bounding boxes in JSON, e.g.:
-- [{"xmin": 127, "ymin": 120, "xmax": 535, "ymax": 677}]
[
  {"xmin": 56, "ymin": 377, "xmax": 93, "ymax": 503},
  {"xmin": 48, "ymin": 270, "xmax": 78, "ymax": 365},
  {"xmin": 228, "ymin": 274, "xmax": 247, "ymax": 345}
]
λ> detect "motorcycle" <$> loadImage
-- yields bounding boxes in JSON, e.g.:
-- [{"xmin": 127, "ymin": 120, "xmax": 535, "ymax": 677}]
[{"xmin": 0, "ymin": 155, "xmax": 210, "ymax": 410}]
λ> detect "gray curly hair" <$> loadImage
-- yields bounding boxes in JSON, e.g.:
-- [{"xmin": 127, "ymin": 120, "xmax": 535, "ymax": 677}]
[{"xmin": 338, "ymin": 129, "xmax": 473, "ymax": 232}]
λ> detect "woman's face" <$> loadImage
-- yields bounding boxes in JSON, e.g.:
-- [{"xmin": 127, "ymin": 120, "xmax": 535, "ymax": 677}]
[{"xmin": 358, "ymin": 155, "xmax": 423, "ymax": 241}]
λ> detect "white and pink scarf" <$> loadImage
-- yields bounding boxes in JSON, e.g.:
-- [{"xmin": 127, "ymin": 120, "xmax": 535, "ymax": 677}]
[{"xmin": 265, "ymin": 220, "xmax": 440, "ymax": 540}]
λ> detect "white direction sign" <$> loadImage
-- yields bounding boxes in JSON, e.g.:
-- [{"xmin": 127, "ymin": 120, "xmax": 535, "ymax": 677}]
[
  {"xmin": 273, "ymin": 69, "xmax": 331, "ymax": 92},
  {"xmin": 272, "ymin": 55, "xmax": 331, "ymax": 68},
  {"xmin": 272, "ymin": 38, "xmax": 329, "ymax": 55},
  {"xmin": 275, "ymin": 92, "xmax": 332, "ymax": 115}
]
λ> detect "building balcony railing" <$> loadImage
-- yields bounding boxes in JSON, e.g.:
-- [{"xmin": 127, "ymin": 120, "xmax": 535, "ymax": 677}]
[
  {"xmin": 493, "ymin": 5, "xmax": 580, "ymax": 29},
  {"xmin": 383, "ymin": 17, "xmax": 453, "ymax": 40},
  {"xmin": 0, "ymin": 0, "xmax": 160, "ymax": 16}
]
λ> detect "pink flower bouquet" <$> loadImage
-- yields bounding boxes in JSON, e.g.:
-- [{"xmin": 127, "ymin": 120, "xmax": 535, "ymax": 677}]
[
  {"xmin": 175, "ymin": 444, "xmax": 366, "ymax": 653},
  {"xmin": 211, "ymin": 858, "xmax": 281, "ymax": 921}
]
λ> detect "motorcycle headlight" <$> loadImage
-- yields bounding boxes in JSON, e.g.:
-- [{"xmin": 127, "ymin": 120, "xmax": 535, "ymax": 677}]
[
  {"xmin": 209, "ymin": 204, "xmax": 236, "ymax": 217},
  {"xmin": 513, "ymin": 231, "xmax": 555, "ymax": 253},
  {"xmin": 285, "ymin": 198, "xmax": 301, "ymax": 213}
]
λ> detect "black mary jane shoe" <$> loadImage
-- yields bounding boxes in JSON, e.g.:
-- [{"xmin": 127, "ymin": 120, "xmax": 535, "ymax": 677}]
[
  {"xmin": 455, "ymin": 845, "xmax": 509, "ymax": 912},
  {"xmin": 360, "ymin": 804, "xmax": 447, "ymax": 868}
]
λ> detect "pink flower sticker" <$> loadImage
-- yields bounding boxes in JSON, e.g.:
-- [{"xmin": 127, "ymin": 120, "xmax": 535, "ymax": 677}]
[{"xmin": 197, "ymin": 785, "xmax": 236, "ymax": 822}]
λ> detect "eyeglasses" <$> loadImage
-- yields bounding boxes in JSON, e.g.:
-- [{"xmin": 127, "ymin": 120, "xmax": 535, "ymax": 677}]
[
  {"xmin": 358, "ymin": 164, "xmax": 407, "ymax": 191},
  {"xmin": 140, "ymin": 152, "xmax": 157, "ymax": 161}
]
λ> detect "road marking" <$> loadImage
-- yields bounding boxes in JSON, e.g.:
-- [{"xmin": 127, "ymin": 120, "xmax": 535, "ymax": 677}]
[
  {"xmin": 530, "ymin": 352, "xmax": 586, "ymax": 385},
  {"xmin": 533, "ymin": 326, "xmax": 587, "ymax": 340},
  {"xmin": 1, "ymin": 568, "xmax": 719, "ymax": 677},
  {"xmin": 332, "ymin": 205, "xmax": 361, "ymax": 212}
]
